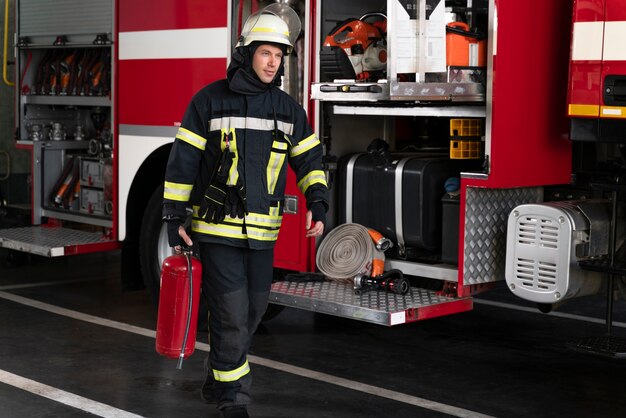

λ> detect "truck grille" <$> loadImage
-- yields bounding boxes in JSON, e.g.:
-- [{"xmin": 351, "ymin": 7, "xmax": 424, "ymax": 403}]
[{"xmin": 514, "ymin": 216, "xmax": 559, "ymax": 292}]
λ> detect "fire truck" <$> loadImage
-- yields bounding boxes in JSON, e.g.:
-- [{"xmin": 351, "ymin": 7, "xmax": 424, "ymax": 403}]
[{"xmin": 2, "ymin": 0, "xmax": 625, "ymax": 348}]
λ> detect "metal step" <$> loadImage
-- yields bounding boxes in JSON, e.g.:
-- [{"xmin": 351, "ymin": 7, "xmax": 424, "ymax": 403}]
[
  {"xmin": 0, "ymin": 226, "xmax": 118, "ymax": 257},
  {"xmin": 269, "ymin": 280, "xmax": 473, "ymax": 326}
]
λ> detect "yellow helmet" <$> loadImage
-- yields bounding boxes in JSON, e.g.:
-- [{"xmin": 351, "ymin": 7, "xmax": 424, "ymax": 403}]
[{"xmin": 237, "ymin": 4, "xmax": 301, "ymax": 54}]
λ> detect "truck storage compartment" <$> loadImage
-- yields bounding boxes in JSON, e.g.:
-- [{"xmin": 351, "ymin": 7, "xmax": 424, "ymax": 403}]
[
  {"xmin": 312, "ymin": 0, "xmax": 489, "ymax": 102},
  {"xmin": 337, "ymin": 152, "xmax": 462, "ymax": 256}
]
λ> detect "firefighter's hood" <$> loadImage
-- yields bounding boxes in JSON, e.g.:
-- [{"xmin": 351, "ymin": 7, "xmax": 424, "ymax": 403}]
[{"xmin": 227, "ymin": 43, "xmax": 285, "ymax": 95}]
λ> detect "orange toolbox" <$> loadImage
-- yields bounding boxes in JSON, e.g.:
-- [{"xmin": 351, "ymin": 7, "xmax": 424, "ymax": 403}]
[{"xmin": 446, "ymin": 22, "xmax": 486, "ymax": 67}]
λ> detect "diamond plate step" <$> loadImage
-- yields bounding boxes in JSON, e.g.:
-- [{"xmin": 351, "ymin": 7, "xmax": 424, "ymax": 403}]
[
  {"xmin": 269, "ymin": 280, "xmax": 473, "ymax": 326},
  {"xmin": 0, "ymin": 226, "xmax": 116, "ymax": 257}
]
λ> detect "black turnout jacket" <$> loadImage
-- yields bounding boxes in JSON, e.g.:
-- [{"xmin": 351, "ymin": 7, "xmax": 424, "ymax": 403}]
[{"xmin": 163, "ymin": 73, "xmax": 327, "ymax": 250}]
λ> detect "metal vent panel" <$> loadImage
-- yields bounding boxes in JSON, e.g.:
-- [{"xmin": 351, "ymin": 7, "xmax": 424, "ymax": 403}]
[
  {"xmin": 512, "ymin": 213, "xmax": 561, "ymax": 292},
  {"xmin": 19, "ymin": 0, "xmax": 112, "ymax": 38},
  {"xmin": 463, "ymin": 187, "xmax": 543, "ymax": 285}
]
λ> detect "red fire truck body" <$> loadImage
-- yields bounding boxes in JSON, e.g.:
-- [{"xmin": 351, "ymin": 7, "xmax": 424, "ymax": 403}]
[{"xmin": 1, "ymin": 0, "xmax": 625, "ymax": 331}]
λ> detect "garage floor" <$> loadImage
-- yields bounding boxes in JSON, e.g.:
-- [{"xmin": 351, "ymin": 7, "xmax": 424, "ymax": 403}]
[{"xmin": 1, "ymin": 250, "xmax": 626, "ymax": 418}]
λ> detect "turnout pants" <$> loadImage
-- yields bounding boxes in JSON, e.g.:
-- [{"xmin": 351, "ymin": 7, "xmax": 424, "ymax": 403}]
[{"xmin": 199, "ymin": 243, "xmax": 274, "ymax": 409}]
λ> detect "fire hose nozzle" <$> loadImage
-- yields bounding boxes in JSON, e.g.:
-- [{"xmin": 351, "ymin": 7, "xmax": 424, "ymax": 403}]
[
  {"xmin": 367, "ymin": 228, "xmax": 393, "ymax": 251},
  {"xmin": 353, "ymin": 269, "xmax": 410, "ymax": 295}
]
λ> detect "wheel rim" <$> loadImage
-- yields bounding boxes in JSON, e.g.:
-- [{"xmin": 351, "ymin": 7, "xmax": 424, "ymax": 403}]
[{"xmin": 156, "ymin": 222, "xmax": 173, "ymax": 276}]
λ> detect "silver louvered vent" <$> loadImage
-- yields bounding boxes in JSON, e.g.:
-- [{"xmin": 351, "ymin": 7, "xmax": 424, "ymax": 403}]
[
  {"xmin": 506, "ymin": 201, "xmax": 609, "ymax": 304},
  {"xmin": 513, "ymin": 215, "xmax": 559, "ymax": 292}
]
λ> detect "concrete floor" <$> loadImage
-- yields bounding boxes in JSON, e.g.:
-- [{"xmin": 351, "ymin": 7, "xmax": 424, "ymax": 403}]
[{"xmin": 1, "ymin": 250, "xmax": 626, "ymax": 417}]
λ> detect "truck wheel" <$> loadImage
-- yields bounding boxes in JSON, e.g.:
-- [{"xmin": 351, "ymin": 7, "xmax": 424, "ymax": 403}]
[
  {"xmin": 139, "ymin": 184, "xmax": 171, "ymax": 307},
  {"xmin": 140, "ymin": 185, "xmax": 209, "ymax": 330}
]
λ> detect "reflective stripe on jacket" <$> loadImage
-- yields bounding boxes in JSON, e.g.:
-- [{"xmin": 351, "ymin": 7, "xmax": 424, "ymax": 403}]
[{"xmin": 163, "ymin": 79, "xmax": 327, "ymax": 249}]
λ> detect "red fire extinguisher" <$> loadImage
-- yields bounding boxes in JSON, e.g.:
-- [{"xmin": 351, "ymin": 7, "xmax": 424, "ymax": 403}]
[{"xmin": 155, "ymin": 250, "xmax": 202, "ymax": 369}]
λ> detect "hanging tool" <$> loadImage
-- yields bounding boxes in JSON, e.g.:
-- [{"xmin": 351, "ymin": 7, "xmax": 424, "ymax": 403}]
[{"xmin": 320, "ymin": 12, "xmax": 387, "ymax": 82}]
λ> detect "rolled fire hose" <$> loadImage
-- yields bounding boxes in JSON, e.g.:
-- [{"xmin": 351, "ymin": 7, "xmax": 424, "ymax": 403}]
[{"xmin": 316, "ymin": 223, "xmax": 385, "ymax": 280}]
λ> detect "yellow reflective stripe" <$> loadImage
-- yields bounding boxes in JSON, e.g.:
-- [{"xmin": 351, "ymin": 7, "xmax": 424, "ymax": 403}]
[
  {"xmin": 192, "ymin": 220, "xmax": 248, "ymax": 239},
  {"xmin": 246, "ymin": 213, "xmax": 282, "ymax": 228},
  {"xmin": 176, "ymin": 127, "xmax": 206, "ymax": 150},
  {"xmin": 191, "ymin": 210, "xmax": 281, "ymax": 242},
  {"xmin": 209, "ymin": 117, "xmax": 294, "ymax": 135},
  {"xmin": 270, "ymin": 204, "xmax": 280, "ymax": 218},
  {"xmin": 290, "ymin": 134, "xmax": 320, "ymax": 157},
  {"xmin": 568, "ymin": 104, "xmax": 599, "ymax": 117},
  {"xmin": 163, "ymin": 181, "xmax": 193, "ymax": 202},
  {"xmin": 297, "ymin": 170, "xmax": 328, "ymax": 194},
  {"xmin": 266, "ymin": 141, "xmax": 287, "ymax": 194},
  {"xmin": 212, "ymin": 360, "xmax": 250, "ymax": 382},
  {"xmin": 251, "ymin": 27, "xmax": 289, "ymax": 36},
  {"xmin": 246, "ymin": 226, "xmax": 280, "ymax": 241}
]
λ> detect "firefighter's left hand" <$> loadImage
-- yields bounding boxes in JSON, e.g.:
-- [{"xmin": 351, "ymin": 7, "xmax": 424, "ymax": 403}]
[{"xmin": 305, "ymin": 210, "xmax": 324, "ymax": 238}]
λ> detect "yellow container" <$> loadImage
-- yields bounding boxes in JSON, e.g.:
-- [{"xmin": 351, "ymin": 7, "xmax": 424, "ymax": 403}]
[
  {"xmin": 450, "ymin": 119, "xmax": 482, "ymax": 137},
  {"xmin": 450, "ymin": 140, "xmax": 481, "ymax": 159}
]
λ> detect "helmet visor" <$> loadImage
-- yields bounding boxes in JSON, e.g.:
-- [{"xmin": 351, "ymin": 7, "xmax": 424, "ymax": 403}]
[
  {"xmin": 263, "ymin": 3, "xmax": 301, "ymax": 46},
  {"xmin": 241, "ymin": 4, "xmax": 301, "ymax": 48}
]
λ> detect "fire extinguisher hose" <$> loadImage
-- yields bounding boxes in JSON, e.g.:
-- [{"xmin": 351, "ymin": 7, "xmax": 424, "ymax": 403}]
[
  {"xmin": 316, "ymin": 223, "xmax": 380, "ymax": 280},
  {"xmin": 176, "ymin": 251, "xmax": 194, "ymax": 370}
]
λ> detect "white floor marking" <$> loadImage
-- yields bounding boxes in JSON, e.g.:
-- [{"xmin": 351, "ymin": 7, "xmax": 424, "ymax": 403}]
[
  {"xmin": 474, "ymin": 299, "xmax": 626, "ymax": 328},
  {"xmin": 0, "ymin": 369, "xmax": 144, "ymax": 418},
  {"xmin": 0, "ymin": 290, "xmax": 493, "ymax": 418},
  {"xmin": 0, "ymin": 277, "xmax": 104, "ymax": 291}
]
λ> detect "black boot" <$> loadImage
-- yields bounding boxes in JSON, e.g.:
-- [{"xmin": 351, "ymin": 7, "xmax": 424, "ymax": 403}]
[{"xmin": 221, "ymin": 406, "xmax": 249, "ymax": 418}]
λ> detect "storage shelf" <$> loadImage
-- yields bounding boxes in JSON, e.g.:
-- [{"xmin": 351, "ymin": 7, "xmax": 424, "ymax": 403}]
[
  {"xmin": 23, "ymin": 95, "xmax": 111, "ymax": 107},
  {"xmin": 333, "ymin": 104, "xmax": 486, "ymax": 118},
  {"xmin": 41, "ymin": 207, "xmax": 112, "ymax": 228}
]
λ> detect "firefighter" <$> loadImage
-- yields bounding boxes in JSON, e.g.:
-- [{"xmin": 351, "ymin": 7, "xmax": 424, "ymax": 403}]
[{"xmin": 161, "ymin": 6, "xmax": 327, "ymax": 418}]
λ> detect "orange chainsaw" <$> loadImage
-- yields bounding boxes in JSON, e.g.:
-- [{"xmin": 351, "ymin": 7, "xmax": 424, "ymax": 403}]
[{"xmin": 320, "ymin": 12, "xmax": 387, "ymax": 82}]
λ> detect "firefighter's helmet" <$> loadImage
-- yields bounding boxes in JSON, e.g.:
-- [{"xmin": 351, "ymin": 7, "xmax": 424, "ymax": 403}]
[{"xmin": 237, "ymin": 4, "xmax": 301, "ymax": 54}]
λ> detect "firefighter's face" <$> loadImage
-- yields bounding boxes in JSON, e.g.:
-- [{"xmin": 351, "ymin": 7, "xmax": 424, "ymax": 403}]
[{"xmin": 252, "ymin": 44, "xmax": 283, "ymax": 84}]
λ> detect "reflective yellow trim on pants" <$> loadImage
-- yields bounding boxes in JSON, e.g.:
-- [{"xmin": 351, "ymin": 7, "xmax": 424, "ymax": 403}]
[
  {"xmin": 297, "ymin": 170, "xmax": 328, "ymax": 194},
  {"xmin": 163, "ymin": 181, "xmax": 193, "ymax": 202},
  {"xmin": 212, "ymin": 360, "xmax": 250, "ymax": 382},
  {"xmin": 176, "ymin": 127, "xmax": 207, "ymax": 150}
]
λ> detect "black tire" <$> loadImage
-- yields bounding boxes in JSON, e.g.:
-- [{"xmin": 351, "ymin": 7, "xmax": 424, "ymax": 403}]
[{"xmin": 139, "ymin": 184, "xmax": 171, "ymax": 307}]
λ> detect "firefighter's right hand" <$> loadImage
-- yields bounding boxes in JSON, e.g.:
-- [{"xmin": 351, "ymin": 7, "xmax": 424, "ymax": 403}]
[
  {"xmin": 177, "ymin": 226, "xmax": 193, "ymax": 251},
  {"xmin": 198, "ymin": 183, "xmax": 227, "ymax": 224},
  {"xmin": 166, "ymin": 220, "xmax": 184, "ymax": 247}
]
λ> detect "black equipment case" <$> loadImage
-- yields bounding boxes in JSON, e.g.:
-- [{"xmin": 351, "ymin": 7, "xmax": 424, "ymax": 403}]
[{"xmin": 338, "ymin": 152, "xmax": 461, "ymax": 255}]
